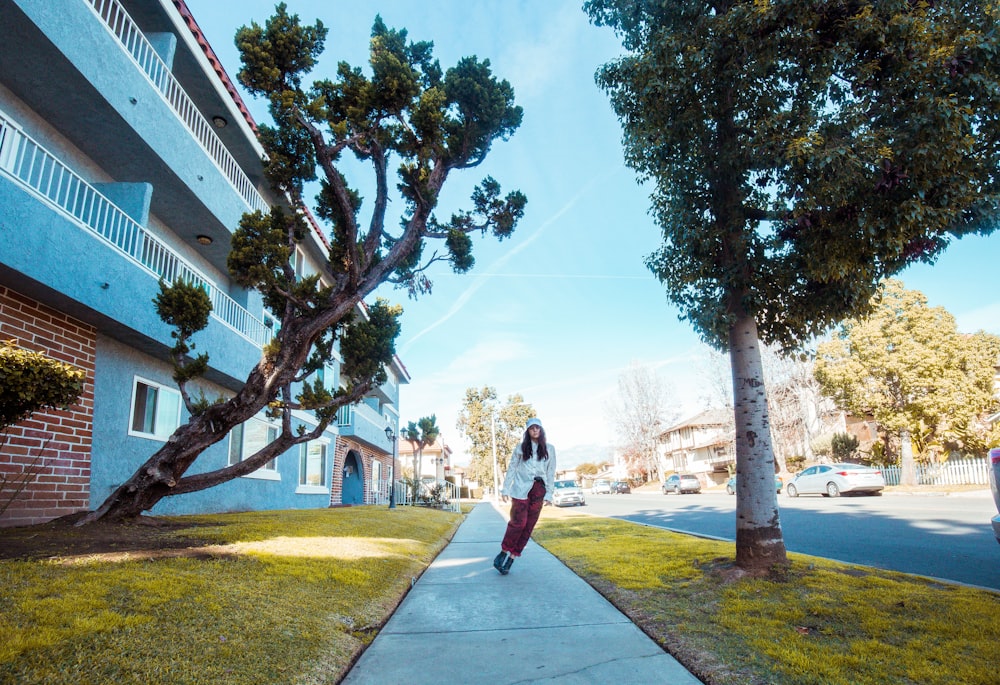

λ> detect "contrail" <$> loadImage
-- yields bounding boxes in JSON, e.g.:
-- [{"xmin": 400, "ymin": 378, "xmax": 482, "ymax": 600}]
[{"xmin": 400, "ymin": 174, "xmax": 608, "ymax": 353}]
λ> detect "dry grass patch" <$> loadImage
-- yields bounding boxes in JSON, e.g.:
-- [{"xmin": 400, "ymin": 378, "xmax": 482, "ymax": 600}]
[
  {"xmin": 534, "ymin": 511, "xmax": 1000, "ymax": 685},
  {"xmin": 0, "ymin": 506, "xmax": 464, "ymax": 685}
]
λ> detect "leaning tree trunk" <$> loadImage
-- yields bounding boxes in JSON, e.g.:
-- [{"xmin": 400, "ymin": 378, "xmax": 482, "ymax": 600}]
[
  {"xmin": 80, "ymin": 412, "xmax": 234, "ymax": 523},
  {"xmin": 79, "ymin": 316, "xmax": 327, "ymax": 524},
  {"xmin": 729, "ymin": 314, "xmax": 789, "ymax": 572}
]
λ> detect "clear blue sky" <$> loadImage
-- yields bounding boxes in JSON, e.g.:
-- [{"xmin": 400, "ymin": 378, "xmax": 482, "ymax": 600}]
[{"xmin": 185, "ymin": 0, "xmax": 1000, "ymax": 466}]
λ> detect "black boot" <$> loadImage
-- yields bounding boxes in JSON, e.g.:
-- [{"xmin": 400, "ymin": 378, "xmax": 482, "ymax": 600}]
[
  {"xmin": 493, "ymin": 550, "xmax": 508, "ymax": 574},
  {"xmin": 500, "ymin": 553, "xmax": 515, "ymax": 575}
]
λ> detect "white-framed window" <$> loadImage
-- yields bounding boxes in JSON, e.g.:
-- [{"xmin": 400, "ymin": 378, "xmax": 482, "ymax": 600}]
[
  {"xmin": 128, "ymin": 377, "xmax": 181, "ymax": 441},
  {"xmin": 290, "ymin": 247, "xmax": 310, "ymax": 281},
  {"xmin": 297, "ymin": 439, "xmax": 329, "ymax": 492},
  {"xmin": 316, "ymin": 363, "xmax": 338, "ymax": 392},
  {"xmin": 229, "ymin": 416, "xmax": 280, "ymax": 479},
  {"xmin": 371, "ymin": 459, "xmax": 382, "ymax": 490}
]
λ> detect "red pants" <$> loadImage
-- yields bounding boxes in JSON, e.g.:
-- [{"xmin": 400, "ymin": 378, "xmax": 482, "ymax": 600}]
[{"xmin": 501, "ymin": 479, "xmax": 546, "ymax": 556}]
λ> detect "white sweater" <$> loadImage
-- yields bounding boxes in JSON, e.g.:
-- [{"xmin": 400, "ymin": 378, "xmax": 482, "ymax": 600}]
[{"xmin": 501, "ymin": 441, "xmax": 557, "ymax": 501}]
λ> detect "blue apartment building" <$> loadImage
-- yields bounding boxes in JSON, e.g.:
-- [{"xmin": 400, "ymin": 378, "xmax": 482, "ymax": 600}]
[{"xmin": 0, "ymin": 0, "xmax": 407, "ymax": 526}]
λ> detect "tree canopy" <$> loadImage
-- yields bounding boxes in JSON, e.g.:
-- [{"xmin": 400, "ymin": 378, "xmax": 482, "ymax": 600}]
[
  {"xmin": 587, "ymin": 0, "xmax": 1000, "ymax": 571},
  {"xmin": 84, "ymin": 6, "xmax": 525, "ymax": 522},
  {"xmin": 455, "ymin": 387, "xmax": 534, "ymax": 491},
  {"xmin": 589, "ymin": 0, "xmax": 1000, "ymax": 350},
  {"xmin": 815, "ymin": 279, "xmax": 1000, "ymax": 469}
]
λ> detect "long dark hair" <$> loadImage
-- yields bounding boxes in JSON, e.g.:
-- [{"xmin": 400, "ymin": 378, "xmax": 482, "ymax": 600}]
[{"xmin": 521, "ymin": 426, "xmax": 548, "ymax": 460}]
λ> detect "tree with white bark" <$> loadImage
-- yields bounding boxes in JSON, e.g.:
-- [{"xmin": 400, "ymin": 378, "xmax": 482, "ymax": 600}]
[{"xmin": 586, "ymin": 0, "xmax": 1000, "ymax": 571}]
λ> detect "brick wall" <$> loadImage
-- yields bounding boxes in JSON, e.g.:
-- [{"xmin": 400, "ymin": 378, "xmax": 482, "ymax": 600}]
[
  {"xmin": 0, "ymin": 286, "xmax": 96, "ymax": 527},
  {"xmin": 331, "ymin": 436, "xmax": 392, "ymax": 506}
]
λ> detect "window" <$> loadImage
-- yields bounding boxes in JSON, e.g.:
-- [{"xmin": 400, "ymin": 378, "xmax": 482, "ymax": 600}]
[
  {"xmin": 316, "ymin": 363, "xmax": 338, "ymax": 392},
  {"xmin": 371, "ymin": 459, "xmax": 382, "ymax": 489},
  {"xmin": 298, "ymin": 440, "xmax": 328, "ymax": 490},
  {"xmin": 290, "ymin": 247, "xmax": 310, "ymax": 281},
  {"xmin": 129, "ymin": 377, "xmax": 181, "ymax": 440},
  {"xmin": 229, "ymin": 417, "xmax": 279, "ymax": 475}
]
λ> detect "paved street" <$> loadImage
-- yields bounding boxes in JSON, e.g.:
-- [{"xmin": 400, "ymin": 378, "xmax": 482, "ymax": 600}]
[{"xmin": 578, "ymin": 489, "xmax": 1000, "ymax": 590}]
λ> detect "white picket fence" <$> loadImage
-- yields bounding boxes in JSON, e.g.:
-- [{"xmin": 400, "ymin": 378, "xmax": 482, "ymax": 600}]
[{"xmin": 880, "ymin": 457, "xmax": 990, "ymax": 486}]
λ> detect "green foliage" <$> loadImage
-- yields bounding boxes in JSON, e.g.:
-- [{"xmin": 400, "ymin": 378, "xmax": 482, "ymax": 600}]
[
  {"xmin": 403, "ymin": 415, "xmax": 440, "ymax": 449},
  {"xmin": 154, "ymin": 279, "xmax": 212, "ymax": 384},
  {"xmin": 815, "ymin": 280, "xmax": 1000, "ymax": 459},
  {"xmin": 810, "ymin": 433, "xmax": 834, "ymax": 458},
  {"xmin": 154, "ymin": 279, "xmax": 212, "ymax": 339},
  {"xmin": 455, "ymin": 388, "xmax": 535, "ymax": 487},
  {"xmin": 94, "ymin": 4, "xmax": 527, "ymax": 520},
  {"xmin": 785, "ymin": 454, "xmax": 806, "ymax": 472},
  {"xmin": 402, "ymin": 415, "xmax": 440, "ymax": 501},
  {"xmin": 0, "ymin": 340, "xmax": 85, "ymax": 430},
  {"xmin": 338, "ymin": 299, "xmax": 401, "ymax": 392},
  {"xmin": 227, "ymin": 207, "xmax": 300, "ymax": 315},
  {"xmin": 234, "ymin": 6, "xmax": 525, "ymax": 297},
  {"xmin": 831, "ymin": 432, "xmax": 860, "ymax": 461},
  {"xmin": 586, "ymin": 0, "xmax": 1000, "ymax": 350}
]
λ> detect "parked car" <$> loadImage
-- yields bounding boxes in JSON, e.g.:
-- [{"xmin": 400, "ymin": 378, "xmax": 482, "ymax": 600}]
[
  {"xmin": 726, "ymin": 474, "xmax": 783, "ymax": 495},
  {"xmin": 989, "ymin": 447, "xmax": 1000, "ymax": 545},
  {"xmin": 591, "ymin": 479, "xmax": 612, "ymax": 494},
  {"xmin": 785, "ymin": 463, "xmax": 885, "ymax": 497},
  {"xmin": 662, "ymin": 474, "xmax": 701, "ymax": 494},
  {"xmin": 610, "ymin": 480, "xmax": 631, "ymax": 494},
  {"xmin": 552, "ymin": 479, "xmax": 586, "ymax": 507}
]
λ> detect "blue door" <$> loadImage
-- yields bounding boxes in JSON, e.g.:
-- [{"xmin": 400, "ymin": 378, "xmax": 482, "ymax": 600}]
[{"xmin": 342, "ymin": 450, "xmax": 364, "ymax": 504}]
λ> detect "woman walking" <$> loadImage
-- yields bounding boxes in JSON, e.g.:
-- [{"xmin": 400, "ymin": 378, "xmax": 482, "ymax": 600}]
[{"xmin": 493, "ymin": 418, "xmax": 556, "ymax": 575}]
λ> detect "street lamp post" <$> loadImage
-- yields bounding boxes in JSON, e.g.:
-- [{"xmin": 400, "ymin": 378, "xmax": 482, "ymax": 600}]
[
  {"xmin": 490, "ymin": 412, "xmax": 499, "ymax": 503},
  {"xmin": 385, "ymin": 425, "xmax": 397, "ymax": 509}
]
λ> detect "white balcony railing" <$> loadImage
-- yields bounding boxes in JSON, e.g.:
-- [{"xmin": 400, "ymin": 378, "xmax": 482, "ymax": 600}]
[
  {"xmin": 336, "ymin": 404, "xmax": 354, "ymax": 427},
  {"xmin": 0, "ymin": 111, "xmax": 271, "ymax": 348},
  {"xmin": 85, "ymin": 0, "xmax": 269, "ymax": 216}
]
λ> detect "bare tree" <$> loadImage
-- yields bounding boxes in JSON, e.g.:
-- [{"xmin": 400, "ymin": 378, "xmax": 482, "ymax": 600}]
[
  {"xmin": 700, "ymin": 346, "xmax": 838, "ymax": 474},
  {"xmin": 606, "ymin": 362, "xmax": 679, "ymax": 483}
]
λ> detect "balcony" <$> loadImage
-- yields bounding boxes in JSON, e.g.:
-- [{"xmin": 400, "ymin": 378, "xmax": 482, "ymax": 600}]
[
  {"xmin": 337, "ymin": 403, "xmax": 394, "ymax": 452},
  {"xmin": 1, "ymin": 0, "xmax": 272, "ymax": 270},
  {"xmin": 86, "ymin": 0, "xmax": 268, "ymax": 216},
  {"xmin": 0, "ymin": 110, "xmax": 270, "ymax": 348}
]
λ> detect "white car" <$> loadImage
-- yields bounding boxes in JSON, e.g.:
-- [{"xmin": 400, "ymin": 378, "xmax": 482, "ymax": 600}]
[
  {"xmin": 591, "ymin": 479, "xmax": 612, "ymax": 494},
  {"xmin": 552, "ymin": 479, "xmax": 586, "ymax": 507},
  {"xmin": 786, "ymin": 463, "xmax": 885, "ymax": 497}
]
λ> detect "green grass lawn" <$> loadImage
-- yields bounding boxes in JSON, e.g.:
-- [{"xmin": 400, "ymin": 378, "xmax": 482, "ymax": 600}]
[
  {"xmin": 2, "ymin": 504, "xmax": 997, "ymax": 685},
  {"xmin": 0, "ymin": 506, "xmax": 463, "ymax": 685},
  {"xmin": 533, "ymin": 509, "xmax": 1000, "ymax": 685}
]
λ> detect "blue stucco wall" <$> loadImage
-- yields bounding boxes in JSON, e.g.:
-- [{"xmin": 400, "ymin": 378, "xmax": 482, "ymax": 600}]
[
  {"xmin": 91, "ymin": 335, "xmax": 337, "ymax": 517},
  {"xmin": 0, "ymin": 176, "xmax": 263, "ymax": 383}
]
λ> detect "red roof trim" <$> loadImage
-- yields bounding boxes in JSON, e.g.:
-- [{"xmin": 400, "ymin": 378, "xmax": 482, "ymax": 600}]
[{"xmin": 172, "ymin": 0, "xmax": 258, "ymax": 134}]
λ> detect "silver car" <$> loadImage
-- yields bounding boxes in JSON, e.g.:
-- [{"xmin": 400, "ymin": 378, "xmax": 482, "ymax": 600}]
[
  {"xmin": 552, "ymin": 479, "xmax": 586, "ymax": 507},
  {"xmin": 591, "ymin": 479, "xmax": 612, "ymax": 494},
  {"xmin": 786, "ymin": 463, "xmax": 885, "ymax": 497},
  {"xmin": 989, "ymin": 447, "xmax": 1000, "ymax": 545}
]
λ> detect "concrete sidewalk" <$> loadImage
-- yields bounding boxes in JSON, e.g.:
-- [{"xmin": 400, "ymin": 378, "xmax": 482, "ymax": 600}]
[{"xmin": 341, "ymin": 502, "xmax": 702, "ymax": 684}]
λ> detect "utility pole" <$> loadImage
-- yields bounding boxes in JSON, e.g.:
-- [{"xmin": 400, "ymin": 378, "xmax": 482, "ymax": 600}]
[{"xmin": 491, "ymin": 411, "xmax": 499, "ymax": 503}]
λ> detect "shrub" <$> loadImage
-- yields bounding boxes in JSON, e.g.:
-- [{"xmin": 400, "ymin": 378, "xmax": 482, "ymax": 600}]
[
  {"xmin": 0, "ymin": 339, "xmax": 85, "ymax": 430},
  {"xmin": 832, "ymin": 432, "xmax": 860, "ymax": 461}
]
